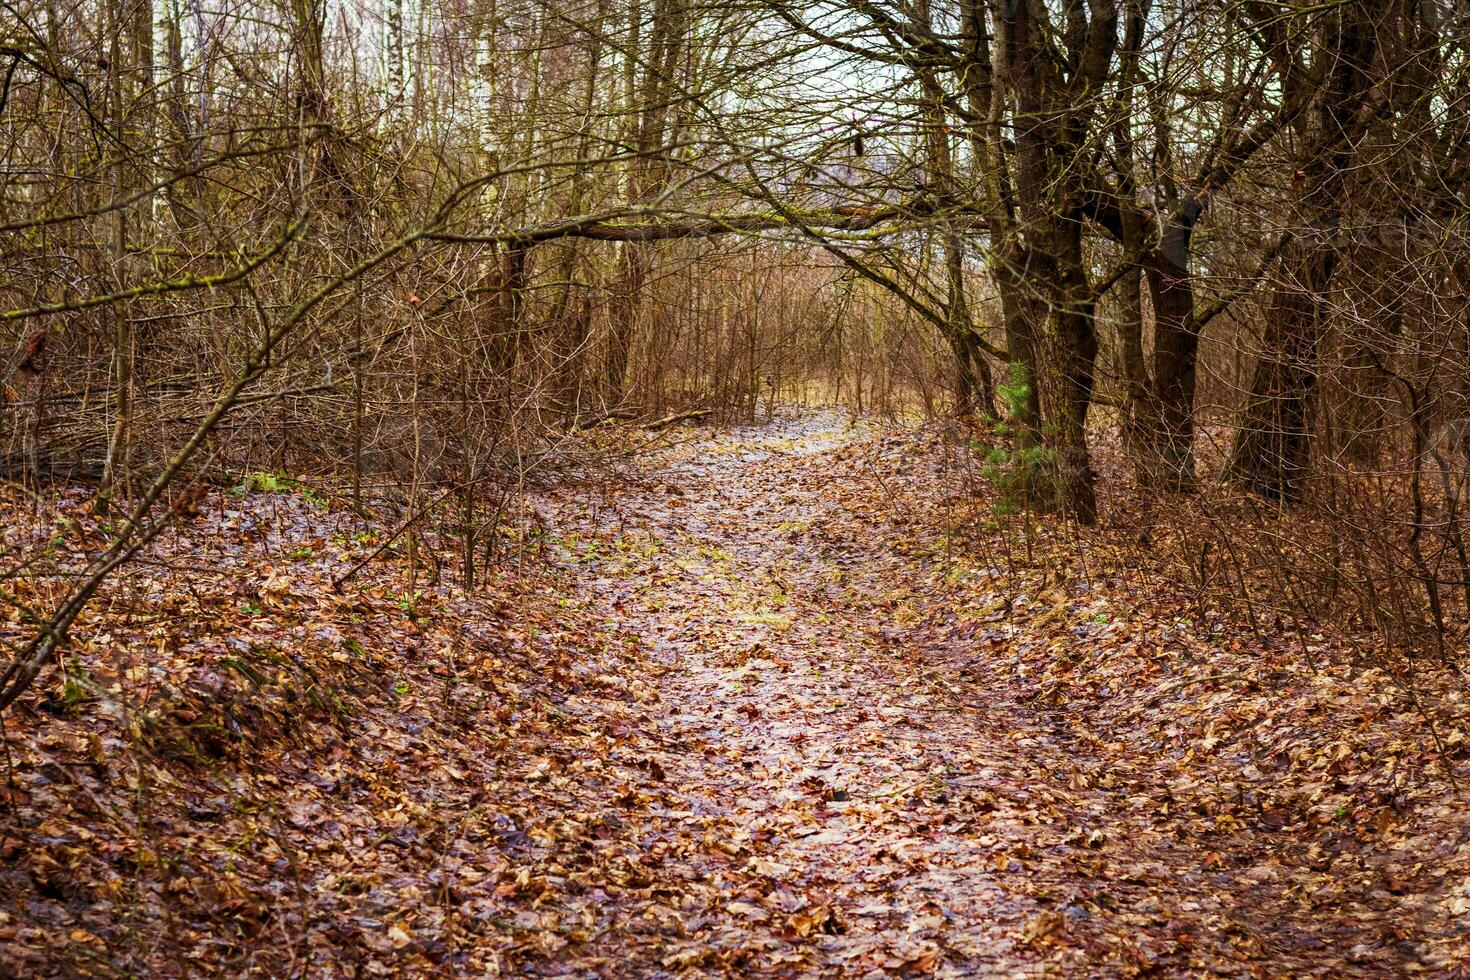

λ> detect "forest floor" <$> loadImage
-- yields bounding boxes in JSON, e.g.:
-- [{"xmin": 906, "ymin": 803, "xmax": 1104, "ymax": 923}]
[{"xmin": 2, "ymin": 409, "xmax": 1469, "ymax": 977}]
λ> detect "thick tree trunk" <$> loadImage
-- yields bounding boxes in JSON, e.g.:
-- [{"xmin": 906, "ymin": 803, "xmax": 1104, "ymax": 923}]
[
  {"xmin": 1140, "ymin": 223, "xmax": 1200, "ymax": 491},
  {"xmin": 990, "ymin": 0, "xmax": 1114, "ymax": 523},
  {"xmin": 1052, "ymin": 249, "xmax": 1100, "ymax": 524},
  {"xmin": 1226, "ymin": 240, "xmax": 1335, "ymax": 500},
  {"xmin": 996, "ymin": 261, "xmax": 1042, "ymax": 439},
  {"xmin": 1226, "ymin": 0, "xmax": 1372, "ymax": 501}
]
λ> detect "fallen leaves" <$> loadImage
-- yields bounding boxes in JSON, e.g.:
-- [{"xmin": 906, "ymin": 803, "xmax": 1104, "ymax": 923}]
[
  {"xmin": 1021, "ymin": 909, "xmax": 1065, "ymax": 945},
  {"xmin": 0, "ymin": 412, "xmax": 1466, "ymax": 976},
  {"xmin": 781, "ymin": 903, "xmax": 841, "ymax": 940}
]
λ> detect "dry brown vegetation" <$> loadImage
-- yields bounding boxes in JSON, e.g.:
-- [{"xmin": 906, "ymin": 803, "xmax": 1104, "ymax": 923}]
[{"xmin": 2, "ymin": 0, "xmax": 1470, "ymax": 974}]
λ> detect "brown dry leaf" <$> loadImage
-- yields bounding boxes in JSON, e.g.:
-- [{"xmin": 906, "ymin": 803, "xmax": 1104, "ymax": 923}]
[{"xmin": 1021, "ymin": 911, "xmax": 1064, "ymax": 946}]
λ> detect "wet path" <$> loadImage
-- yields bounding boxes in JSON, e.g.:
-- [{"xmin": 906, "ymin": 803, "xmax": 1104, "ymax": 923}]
[
  {"xmin": 538, "ymin": 410, "xmax": 1455, "ymax": 977},
  {"xmin": 548, "ymin": 413, "xmax": 1072, "ymax": 975}
]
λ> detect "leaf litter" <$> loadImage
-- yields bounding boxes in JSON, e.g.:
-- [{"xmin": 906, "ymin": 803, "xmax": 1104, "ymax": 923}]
[{"xmin": 1, "ymin": 409, "xmax": 1467, "ymax": 976}]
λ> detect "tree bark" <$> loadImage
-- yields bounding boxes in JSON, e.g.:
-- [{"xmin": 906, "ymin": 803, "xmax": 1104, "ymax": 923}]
[
  {"xmin": 1140, "ymin": 223, "xmax": 1200, "ymax": 490},
  {"xmin": 1226, "ymin": 0, "xmax": 1374, "ymax": 500},
  {"xmin": 1226, "ymin": 239, "xmax": 1335, "ymax": 500}
]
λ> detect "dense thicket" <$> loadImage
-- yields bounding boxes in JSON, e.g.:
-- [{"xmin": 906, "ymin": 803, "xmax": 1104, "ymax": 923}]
[{"xmin": 3, "ymin": 0, "xmax": 1470, "ymax": 697}]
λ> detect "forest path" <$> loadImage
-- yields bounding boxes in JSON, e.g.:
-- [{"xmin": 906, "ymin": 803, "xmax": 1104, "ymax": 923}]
[
  {"xmin": 543, "ymin": 411, "xmax": 1162, "ymax": 976},
  {"xmin": 4, "ymin": 412, "xmax": 1459, "ymax": 978},
  {"xmin": 540, "ymin": 409, "xmax": 1453, "ymax": 977}
]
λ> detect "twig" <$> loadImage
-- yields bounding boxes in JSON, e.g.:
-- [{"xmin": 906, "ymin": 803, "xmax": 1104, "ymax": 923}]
[{"xmin": 330, "ymin": 486, "xmax": 459, "ymax": 592}]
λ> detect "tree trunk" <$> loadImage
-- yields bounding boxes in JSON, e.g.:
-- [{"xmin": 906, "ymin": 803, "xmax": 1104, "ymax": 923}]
[
  {"xmin": 1114, "ymin": 261, "xmax": 1148, "ymax": 462},
  {"xmin": 605, "ymin": 242, "xmax": 647, "ymax": 405},
  {"xmin": 1140, "ymin": 223, "xmax": 1199, "ymax": 490},
  {"xmin": 1226, "ymin": 240, "xmax": 1335, "ymax": 500},
  {"xmin": 948, "ymin": 330, "xmax": 995, "ymax": 419},
  {"xmin": 1226, "ymin": 0, "xmax": 1372, "ymax": 500},
  {"xmin": 1052, "ymin": 247, "xmax": 1100, "ymax": 524},
  {"xmin": 605, "ymin": 0, "xmax": 684, "ymax": 407}
]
